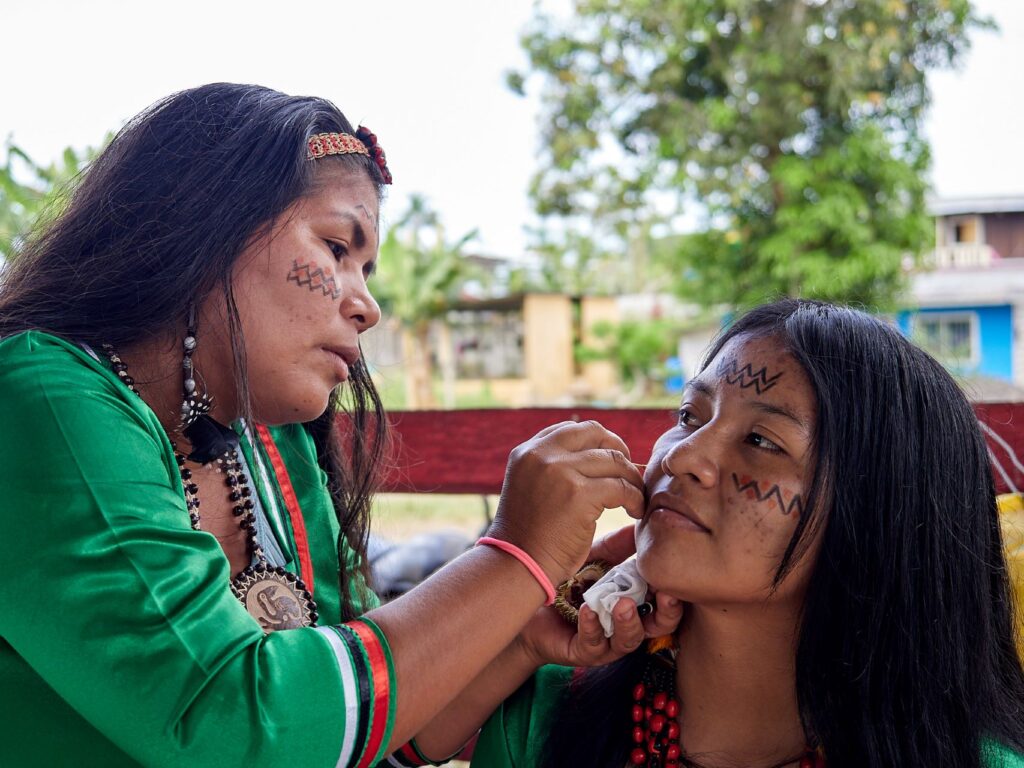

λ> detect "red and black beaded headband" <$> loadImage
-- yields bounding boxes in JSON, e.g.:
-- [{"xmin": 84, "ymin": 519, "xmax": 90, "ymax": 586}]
[{"xmin": 306, "ymin": 126, "xmax": 393, "ymax": 184}]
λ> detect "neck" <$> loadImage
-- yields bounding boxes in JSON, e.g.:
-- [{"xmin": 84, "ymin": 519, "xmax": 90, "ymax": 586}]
[
  {"xmin": 674, "ymin": 600, "xmax": 807, "ymax": 768},
  {"xmin": 119, "ymin": 330, "xmax": 239, "ymax": 436}
]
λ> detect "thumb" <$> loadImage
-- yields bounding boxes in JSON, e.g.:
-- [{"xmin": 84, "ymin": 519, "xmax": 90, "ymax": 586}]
[{"xmin": 588, "ymin": 524, "xmax": 637, "ymax": 565}]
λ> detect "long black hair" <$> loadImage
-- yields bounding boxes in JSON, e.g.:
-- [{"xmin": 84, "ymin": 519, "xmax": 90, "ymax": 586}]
[
  {"xmin": 545, "ymin": 299, "xmax": 1024, "ymax": 767},
  {"xmin": 0, "ymin": 83, "xmax": 389, "ymax": 619}
]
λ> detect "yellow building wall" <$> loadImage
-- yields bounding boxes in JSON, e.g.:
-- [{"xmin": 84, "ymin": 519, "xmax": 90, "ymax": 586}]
[
  {"xmin": 523, "ymin": 294, "xmax": 575, "ymax": 402},
  {"xmin": 580, "ymin": 296, "xmax": 620, "ymax": 399}
]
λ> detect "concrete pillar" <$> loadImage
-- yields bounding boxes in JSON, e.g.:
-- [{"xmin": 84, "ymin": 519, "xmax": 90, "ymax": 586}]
[{"xmin": 523, "ymin": 294, "xmax": 574, "ymax": 402}]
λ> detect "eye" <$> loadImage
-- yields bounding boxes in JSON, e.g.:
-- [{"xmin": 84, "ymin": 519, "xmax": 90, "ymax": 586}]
[
  {"xmin": 678, "ymin": 407, "xmax": 702, "ymax": 428},
  {"xmin": 746, "ymin": 431, "xmax": 782, "ymax": 453},
  {"xmin": 326, "ymin": 240, "xmax": 348, "ymax": 260}
]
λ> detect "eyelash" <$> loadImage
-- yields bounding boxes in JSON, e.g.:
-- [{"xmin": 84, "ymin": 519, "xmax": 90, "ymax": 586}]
[
  {"xmin": 677, "ymin": 407, "xmax": 783, "ymax": 454},
  {"xmin": 677, "ymin": 408, "xmax": 699, "ymax": 427},
  {"xmin": 326, "ymin": 240, "xmax": 348, "ymax": 260},
  {"xmin": 746, "ymin": 433, "xmax": 782, "ymax": 453}
]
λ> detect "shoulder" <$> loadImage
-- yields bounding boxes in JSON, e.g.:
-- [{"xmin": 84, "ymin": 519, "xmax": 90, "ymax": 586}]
[
  {"xmin": 473, "ymin": 665, "xmax": 574, "ymax": 768},
  {"xmin": 1, "ymin": 329, "xmax": 96, "ymax": 370},
  {"xmin": 0, "ymin": 330, "xmax": 130, "ymax": 403},
  {"xmin": 0, "ymin": 330, "xmax": 168, "ymax": 477}
]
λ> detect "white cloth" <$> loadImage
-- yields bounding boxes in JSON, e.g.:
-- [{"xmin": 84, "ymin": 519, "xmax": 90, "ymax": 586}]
[{"xmin": 582, "ymin": 559, "xmax": 648, "ymax": 637}]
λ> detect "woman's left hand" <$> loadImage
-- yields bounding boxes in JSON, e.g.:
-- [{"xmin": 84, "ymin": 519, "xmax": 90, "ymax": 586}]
[{"xmin": 515, "ymin": 526, "xmax": 685, "ymax": 668}]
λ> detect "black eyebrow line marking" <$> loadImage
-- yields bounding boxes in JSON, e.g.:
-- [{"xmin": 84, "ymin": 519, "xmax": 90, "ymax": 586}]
[
  {"xmin": 331, "ymin": 210, "xmax": 367, "ymax": 249},
  {"xmin": 749, "ymin": 400, "xmax": 811, "ymax": 432},
  {"xmin": 355, "ymin": 203, "xmax": 378, "ymax": 234}
]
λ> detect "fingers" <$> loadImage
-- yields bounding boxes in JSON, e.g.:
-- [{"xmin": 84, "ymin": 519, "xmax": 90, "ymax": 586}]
[
  {"xmin": 575, "ymin": 447, "xmax": 644, "ymax": 483},
  {"xmin": 608, "ymin": 598, "xmax": 645, "ymax": 655},
  {"xmin": 588, "ymin": 525, "xmax": 637, "ymax": 565},
  {"xmin": 572, "ymin": 599, "xmax": 647, "ymax": 667},
  {"xmin": 578, "ymin": 475, "xmax": 646, "ymax": 519},
  {"xmin": 529, "ymin": 420, "xmax": 582, "ymax": 441},
  {"xmin": 642, "ymin": 591, "xmax": 685, "ymax": 638},
  {"xmin": 535, "ymin": 420, "xmax": 634, "ymax": 458},
  {"xmin": 577, "ymin": 605, "xmax": 607, "ymax": 650}
]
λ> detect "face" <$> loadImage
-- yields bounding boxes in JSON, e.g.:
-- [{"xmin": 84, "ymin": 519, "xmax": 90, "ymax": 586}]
[
  {"xmin": 636, "ymin": 334, "xmax": 819, "ymax": 608},
  {"xmin": 209, "ymin": 165, "xmax": 381, "ymax": 425}
]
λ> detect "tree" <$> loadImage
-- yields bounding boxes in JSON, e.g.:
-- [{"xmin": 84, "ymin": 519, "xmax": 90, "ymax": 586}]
[
  {"xmin": 375, "ymin": 195, "xmax": 478, "ymax": 408},
  {"xmin": 512, "ymin": 0, "xmax": 988, "ymax": 309},
  {"xmin": 0, "ymin": 138, "xmax": 105, "ymax": 262},
  {"xmin": 579, "ymin": 317, "xmax": 681, "ymax": 403}
]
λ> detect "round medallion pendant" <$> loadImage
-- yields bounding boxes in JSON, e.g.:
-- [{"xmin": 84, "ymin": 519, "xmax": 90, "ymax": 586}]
[{"xmin": 231, "ymin": 565, "xmax": 317, "ymax": 632}]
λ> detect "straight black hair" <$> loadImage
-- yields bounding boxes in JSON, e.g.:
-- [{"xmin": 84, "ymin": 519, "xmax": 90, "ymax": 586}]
[
  {"xmin": 0, "ymin": 83, "xmax": 390, "ymax": 618},
  {"xmin": 545, "ymin": 299, "xmax": 1024, "ymax": 767}
]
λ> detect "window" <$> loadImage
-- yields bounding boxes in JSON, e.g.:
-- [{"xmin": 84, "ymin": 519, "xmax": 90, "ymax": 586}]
[
  {"xmin": 448, "ymin": 309, "xmax": 525, "ymax": 379},
  {"xmin": 913, "ymin": 312, "xmax": 979, "ymax": 368},
  {"xmin": 951, "ymin": 216, "xmax": 979, "ymax": 244}
]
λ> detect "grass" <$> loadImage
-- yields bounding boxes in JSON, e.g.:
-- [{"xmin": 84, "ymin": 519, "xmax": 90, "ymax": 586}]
[{"xmin": 370, "ymin": 493, "xmax": 637, "ymax": 544}]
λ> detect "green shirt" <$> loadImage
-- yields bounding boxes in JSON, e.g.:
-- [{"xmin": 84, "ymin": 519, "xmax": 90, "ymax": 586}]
[
  {"xmin": 472, "ymin": 666, "xmax": 1024, "ymax": 768},
  {"xmin": 0, "ymin": 331, "xmax": 395, "ymax": 767}
]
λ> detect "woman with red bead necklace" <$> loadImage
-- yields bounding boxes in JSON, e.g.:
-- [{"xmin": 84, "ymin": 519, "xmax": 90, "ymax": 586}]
[
  {"xmin": 468, "ymin": 300, "xmax": 1024, "ymax": 768},
  {"xmin": 0, "ymin": 83, "xmax": 682, "ymax": 766}
]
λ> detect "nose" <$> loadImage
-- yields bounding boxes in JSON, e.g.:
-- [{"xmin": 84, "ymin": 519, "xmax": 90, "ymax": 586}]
[
  {"xmin": 659, "ymin": 429, "xmax": 720, "ymax": 489},
  {"xmin": 345, "ymin": 279, "xmax": 381, "ymax": 333}
]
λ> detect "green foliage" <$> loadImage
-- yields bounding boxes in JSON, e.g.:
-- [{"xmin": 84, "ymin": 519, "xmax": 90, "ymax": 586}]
[
  {"xmin": 514, "ymin": 0, "xmax": 987, "ymax": 308},
  {"xmin": 580, "ymin": 317, "xmax": 679, "ymax": 386},
  {"xmin": 375, "ymin": 194, "xmax": 479, "ymax": 329},
  {"xmin": 0, "ymin": 138, "xmax": 106, "ymax": 261}
]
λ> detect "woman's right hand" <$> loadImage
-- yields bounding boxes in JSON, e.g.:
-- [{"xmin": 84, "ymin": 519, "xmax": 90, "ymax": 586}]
[
  {"xmin": 486, "ymin": 420, "xmax": 645, "ymax": 585},
  {"xmin": 515, "ymin": 525, "xmax": 685, "ymax": 669}
]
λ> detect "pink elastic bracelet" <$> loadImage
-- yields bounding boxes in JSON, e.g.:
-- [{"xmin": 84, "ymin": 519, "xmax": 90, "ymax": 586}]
[{"xmin": 476, "ymin": 536, "xmax": 556, "ymax": 606}]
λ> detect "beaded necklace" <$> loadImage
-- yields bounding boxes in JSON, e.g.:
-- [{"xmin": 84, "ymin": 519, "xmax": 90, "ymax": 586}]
[
  {"xmin": 102, "ymin": 345, "xmax": 319, "ymax": 632},
  {"xmin": 629, "ymin": 638, "xmax": 824, "ymax": 768}
]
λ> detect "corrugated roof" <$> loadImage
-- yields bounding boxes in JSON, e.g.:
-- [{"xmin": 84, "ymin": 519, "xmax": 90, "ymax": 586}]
[{"xmin": 928, "ymin": 195, "xmax": 1024, "ymax": 217}]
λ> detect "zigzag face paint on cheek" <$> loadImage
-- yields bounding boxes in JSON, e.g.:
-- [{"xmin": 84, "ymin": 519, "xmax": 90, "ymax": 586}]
[
  {"xmin": 287, "ymin": 259, "xmax": 342, "ymax": 301},
  {"xmin": 732, "ymin": 472, "xmax": 804, "ymax": 517}
]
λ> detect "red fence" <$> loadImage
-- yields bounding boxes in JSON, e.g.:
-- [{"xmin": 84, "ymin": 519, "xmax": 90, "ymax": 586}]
[{"xmin": 373, "ymin": 405, "xmax": 1024, "ymax": 496}]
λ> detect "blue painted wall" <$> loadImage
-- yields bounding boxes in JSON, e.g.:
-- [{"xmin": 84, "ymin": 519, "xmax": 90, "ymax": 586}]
[{"xmin": 897, "ymin": 304, "xmax": 1014, "ymax": 381}]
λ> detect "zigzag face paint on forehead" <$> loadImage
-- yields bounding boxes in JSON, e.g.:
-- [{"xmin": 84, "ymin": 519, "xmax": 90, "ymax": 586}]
[{"xmin": 716, "ymin": 356, "xmax": 783, "ymax": 395}]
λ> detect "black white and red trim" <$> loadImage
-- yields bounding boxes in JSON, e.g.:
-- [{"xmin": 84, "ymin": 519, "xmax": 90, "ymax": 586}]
[{"xmin": 316, "ymin": 618, "xmax": 395, "ymax": 768}]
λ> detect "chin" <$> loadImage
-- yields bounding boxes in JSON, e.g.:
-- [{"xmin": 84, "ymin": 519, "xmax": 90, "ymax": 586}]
[
  {"xmin": 635, "ymin": 548, "xmax": 669, "ymax": 593},
  {"xmin": 252, "ymin": 389, "xmax": 332, "ymax": 426}
]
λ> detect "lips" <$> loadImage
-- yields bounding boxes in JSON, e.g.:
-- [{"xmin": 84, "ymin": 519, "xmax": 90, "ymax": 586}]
[
  {"xmin": 647, "ymin": 491, "xmax": 712, "ymax": 533},
  {"xmin": 324, "ymin": 344, "xmax": 361, "ymax": 368},
  {"xmin": 322, "ymin": 345, "xmax": 360, "ymax": 383}
]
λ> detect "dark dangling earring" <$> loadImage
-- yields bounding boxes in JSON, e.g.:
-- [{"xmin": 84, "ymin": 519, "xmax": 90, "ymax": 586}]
[
  {"xmin": 178, "ymin": 310, "xmax": 235, "ymax": 464},
  {"xmin": 178, "ymin": 310, "xmax": 213, "ymax": 432}
]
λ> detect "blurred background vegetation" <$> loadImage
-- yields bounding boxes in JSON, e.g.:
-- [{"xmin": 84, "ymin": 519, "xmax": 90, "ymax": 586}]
[{"xmin": 1, "ymin": 1, "xmax": 999, "ymax": 515}]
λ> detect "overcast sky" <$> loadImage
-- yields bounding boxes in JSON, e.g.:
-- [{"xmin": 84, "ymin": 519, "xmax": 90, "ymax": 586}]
[{"xmin": 3, "ymin": 0, "xmax": 1021, "ymax": 256}]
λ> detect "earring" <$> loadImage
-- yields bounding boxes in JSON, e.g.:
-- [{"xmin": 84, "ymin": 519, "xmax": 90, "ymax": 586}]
[{"xmin": 179, "ymin": 310, "xmax": 213, "ymax": 432}]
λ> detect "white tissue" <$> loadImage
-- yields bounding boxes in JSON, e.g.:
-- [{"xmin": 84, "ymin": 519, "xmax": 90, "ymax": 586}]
[{"xmin": 582, "ymin": 559, "xmax": 648, "ymax": 638}]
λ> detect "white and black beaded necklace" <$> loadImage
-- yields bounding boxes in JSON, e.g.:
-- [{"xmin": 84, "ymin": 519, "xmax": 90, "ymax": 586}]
[{"xmin": 102, "ymin": 338, "xmax": 318, "ymax": 633}]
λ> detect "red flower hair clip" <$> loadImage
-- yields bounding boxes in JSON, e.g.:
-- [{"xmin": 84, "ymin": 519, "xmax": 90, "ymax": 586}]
[{"xmin": 355, "ymin": 125, "xmax": 393, "ymax": 185}]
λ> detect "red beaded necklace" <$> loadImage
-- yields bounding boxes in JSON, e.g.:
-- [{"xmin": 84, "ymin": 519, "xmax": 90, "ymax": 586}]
[{"xmin": 629, "ymin": 637, "xmax": 825, "ymax": 768}]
